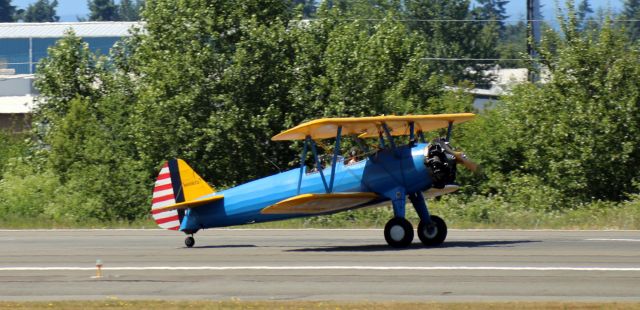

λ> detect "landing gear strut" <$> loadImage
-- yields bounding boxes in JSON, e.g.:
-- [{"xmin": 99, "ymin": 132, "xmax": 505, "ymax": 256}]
[
  {"xmin": 185, "ymin": 235, "xmax": 195, "ymax": 248},
  {"xmin": 382, "ymin": 187, "xmax": 414, "ymax": 248}
]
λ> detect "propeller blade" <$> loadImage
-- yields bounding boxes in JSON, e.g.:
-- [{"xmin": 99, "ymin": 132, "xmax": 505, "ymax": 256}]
[
  {"xmin": 453, "ymin": 152, "xmax": 480, "ymax": 173},
  {"xmin": 438, "ymin": 140, "xmax": 481, "ymax": 173}
]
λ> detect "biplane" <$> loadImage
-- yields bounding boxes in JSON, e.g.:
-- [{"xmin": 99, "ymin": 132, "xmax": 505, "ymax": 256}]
[{"xmin": 151, "ymin": 113, "xmax": 478, "ymax": 248}]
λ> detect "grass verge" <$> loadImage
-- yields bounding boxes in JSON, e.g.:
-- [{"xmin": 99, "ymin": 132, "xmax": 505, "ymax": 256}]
[
  {"xmin": 1, "ymin": 197, "xmax": 639, "ymax": 230},
  {"xmin": 1, "ymin": 301, "xmax": 639, "ymax": 310}
]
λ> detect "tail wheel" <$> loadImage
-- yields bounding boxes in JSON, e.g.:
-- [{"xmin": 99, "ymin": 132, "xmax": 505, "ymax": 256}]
[
  {"xmin": 417, "ymin": 215, "xmax": 447, "ymax": 246},
  {"xmin": 185, "ymin": 236, "xmax": 195, "ymax": 248},
  {"xmin": 384, "ymin": 217, "xmax": 414, "ymax": 248}
]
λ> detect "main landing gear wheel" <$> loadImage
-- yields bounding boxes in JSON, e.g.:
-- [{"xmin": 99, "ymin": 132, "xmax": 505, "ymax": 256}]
[
  {"xmin": 417, "ymin": 215, "xmax": 447, "ymax": 246},
  {"xmin": 384, "ymin": 217, "xmax": 414, "ymax": 248},
  {"xmin": 185, "ymin": 235, "xmax": 195, "ymax": 248}
]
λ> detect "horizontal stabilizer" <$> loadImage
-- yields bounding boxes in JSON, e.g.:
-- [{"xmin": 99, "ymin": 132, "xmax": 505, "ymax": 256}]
[
  {"xmin": 152, "ymin": 195, "xmax": 224, "ymax": 214},
  {"xmin": 261, "ymin": 192, "xmax": 379, "ymax": 215}
]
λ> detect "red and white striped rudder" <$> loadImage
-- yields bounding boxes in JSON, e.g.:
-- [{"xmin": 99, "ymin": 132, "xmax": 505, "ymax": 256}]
[{"xmin": 151, "ymin": 162, "xmax": 181, "ymax": 230}]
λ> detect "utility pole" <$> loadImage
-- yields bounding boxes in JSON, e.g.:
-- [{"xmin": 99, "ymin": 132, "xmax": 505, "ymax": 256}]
[{"xmin": 527, "ymin": 0, "xmax": 541, "ymax": 82}]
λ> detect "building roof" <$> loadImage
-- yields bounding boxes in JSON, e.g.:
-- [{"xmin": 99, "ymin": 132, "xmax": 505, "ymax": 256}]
[{"xmin": 0, "ymin": 22, "xmax": 142, "ymax": 39}]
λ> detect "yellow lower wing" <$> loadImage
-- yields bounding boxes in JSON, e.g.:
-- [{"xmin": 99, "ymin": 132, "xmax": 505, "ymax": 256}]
[{"xmin": 261, "ymin": 192, "xmax": 380, "ymax": 215}]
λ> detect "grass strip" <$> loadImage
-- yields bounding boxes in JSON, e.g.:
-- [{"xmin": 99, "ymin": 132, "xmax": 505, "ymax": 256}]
[
  {"xmin": 1, "ymin": 301, "xmax": 640, "ymax": 310},
  {"xmin": 1, "ymin": 198, "xmax": 639, "ymax": 230}
]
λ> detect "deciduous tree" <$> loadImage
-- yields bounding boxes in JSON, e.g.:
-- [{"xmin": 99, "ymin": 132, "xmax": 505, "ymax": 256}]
[{"xmin": 460, "ymin": 3, "xmax": 640, "ymax": 204}]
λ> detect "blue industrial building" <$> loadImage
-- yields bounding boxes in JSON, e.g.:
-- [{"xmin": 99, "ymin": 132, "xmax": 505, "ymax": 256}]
[
  {"xmin": 0, "ymin": 22, "xmax": 139, "ymax": 74},
  {"xmin": 0, "ymin": 22, "xmax": 140, "ymax": 132}
]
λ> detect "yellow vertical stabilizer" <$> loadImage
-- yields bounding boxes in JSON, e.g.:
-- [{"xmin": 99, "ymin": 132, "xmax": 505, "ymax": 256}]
[{"xmin": 176, "ymin": 159, "xmax": 215, "ymax": 201}]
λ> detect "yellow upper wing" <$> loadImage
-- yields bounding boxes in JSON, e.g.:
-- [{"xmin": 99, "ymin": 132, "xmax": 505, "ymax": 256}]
[{"xmin": 272, "ymin": 113, "xmax": 475, "ymax": 141}]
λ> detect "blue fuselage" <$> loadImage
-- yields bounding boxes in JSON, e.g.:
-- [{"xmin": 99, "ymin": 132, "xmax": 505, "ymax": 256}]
[{"xmin": 180, "ymin": 143, "xmax": 433, "ymax": 230}]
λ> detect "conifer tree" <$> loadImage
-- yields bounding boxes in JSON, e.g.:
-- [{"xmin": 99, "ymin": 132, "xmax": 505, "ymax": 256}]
[
  {"xmin": 0, "ymin": 0, "xmax": 17, "ymax": 22},
  {"xmin": 118, "ymin": 0, "xmax": 144, "ymax": 21},
  {"xmin": 23, "ymin": 0, "xmax": 59, "ymax": 22},
  {"xmin": 622, "ymin": 0, "xmax": 640, "ymax": 41},
  {"xmin": 88, "ymin": 0, "xmax": 118, "ymax": 21}
]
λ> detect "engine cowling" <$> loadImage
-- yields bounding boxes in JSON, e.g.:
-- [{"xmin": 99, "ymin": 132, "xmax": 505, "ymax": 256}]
[{"xmin": 424, "ymin": 139, "xmax": 457, "ymax": 189}]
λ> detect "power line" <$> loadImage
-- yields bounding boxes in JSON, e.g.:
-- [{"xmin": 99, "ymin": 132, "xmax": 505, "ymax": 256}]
[
  {"xmin": 303, "ymin": 18, "xmax": 640, "ymax": 23},
  {"xmin": 331, "ymin": 18, "xmax": 542, "ymax": 22},
  {"xmin": 421, "ymin": 58, "xmax": 531, "ymax": 61}
]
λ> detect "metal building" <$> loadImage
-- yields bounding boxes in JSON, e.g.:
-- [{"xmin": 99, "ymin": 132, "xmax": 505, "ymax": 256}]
[{"xmin": 0, "ymin": 22, "xmax": 139, "ymax": 132}]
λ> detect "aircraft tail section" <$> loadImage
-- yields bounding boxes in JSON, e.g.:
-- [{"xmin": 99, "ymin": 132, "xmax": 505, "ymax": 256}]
[{"xmin": 151, "ymin": 159, "xmax": 215, "ymax": 230}]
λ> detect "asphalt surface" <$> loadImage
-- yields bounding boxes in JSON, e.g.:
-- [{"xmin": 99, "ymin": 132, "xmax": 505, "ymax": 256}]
[{"xmin": 0, "ymin": 229, "xmax": 639, "ymax": 301}]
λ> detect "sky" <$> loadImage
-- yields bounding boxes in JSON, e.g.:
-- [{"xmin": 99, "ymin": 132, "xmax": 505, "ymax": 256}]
[
  {"xmin": 10, "ymin": 0, "xmax": 626, "ymax": 23},
  {"xmin": 503, "ymin": 0, "xmax": 623, "ymax": 21}
]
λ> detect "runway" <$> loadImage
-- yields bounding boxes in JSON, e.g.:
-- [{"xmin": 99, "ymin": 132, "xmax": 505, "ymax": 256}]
[{"xmin": 0, "ymin": 229, "xmax": 639, "ymax": 301}]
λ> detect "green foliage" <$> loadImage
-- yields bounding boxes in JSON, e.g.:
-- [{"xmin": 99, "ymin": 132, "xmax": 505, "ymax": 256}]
[
  {"xmin": 3, "ymin": 0, "xmax": 640, "ymax": 229},
  {"xmin": 128, "ymin": 2, "xmax": 459, "ymax": 186},
  {"xmin": 34, "ymin": 30, "xmax": 106, "ymax": 124},
  {"xmin": 427, "ymin": 194, "xmax": 640, "ymax": 230},
  {"xmin": 23, "ymin": 31, "xmax": 148, "ymax": 223},
  {"xmin": 291, "ymin": 0, "xmax": 315, "ymax": 18},
  {"xmin": 47, "ymin": 97, "xmax": 148, "ymax": 218},
  {"xmin": 249, "ymin": 194, "xmax": 640, "ymax": 230},
  {"xmin": 474, "ymin": 0, "xmax": 509, "ymax": 30},
  {"xmin": 0, "ymin": 131, "xmax": 28, "ymax": 177},
  {"xmin": 577, "ymin": 0, "xmax": 594, "ymax": 22},
  {"xmin": 0, "ymin": 163, "xmax": 59, "ymax": 219},
  {"xmin": 458, "ymin": 5, "xmax": 640, "ymax": 206},
  {"xmin": 496, "ymin": 21, "xmax": 527, "ymax": 67},
  {"xmin": 22, "ymin": 0, "xmax": 59, "ymax": 22},
  {"xmin": 1, "ymin": 0, "xmax": 465, "ymax": 225},
  {"xmin": 405, "ymin": 0, "xmax": 499, "ymax": 84}
]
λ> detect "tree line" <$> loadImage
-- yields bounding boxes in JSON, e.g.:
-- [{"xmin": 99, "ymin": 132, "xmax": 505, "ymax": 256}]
[
  {"xmin": 0, "ymin": 0, "xmax": 639, "ymax": 226},
  {"xmin": 0, "ymin": 0, "xmax": 144, "ymax": 22}
]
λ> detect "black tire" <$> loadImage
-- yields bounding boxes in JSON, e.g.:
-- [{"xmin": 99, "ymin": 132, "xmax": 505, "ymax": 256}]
[
  {"xmin": 417, "ymin": 215, "xmax": 447, "ymax": 246},
  {"xmin": 185, "ymin": 236, "xmax": 195, "ymax": 248},
  {"xmin": 384, "ymin": 217, "xmax": 414, "ymax": 248}
]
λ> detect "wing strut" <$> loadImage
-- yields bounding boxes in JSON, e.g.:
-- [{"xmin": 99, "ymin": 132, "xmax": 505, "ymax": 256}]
[
  {"xmin": 381, "ymin": 122, "xmax": 401, "ymax": 158},
  {"xmin": 328, "ymin": 126, "xmax": 342, "ymax": 193},
  {"xmin": 409, "ymin": 122, "xmax": 415, "ymax": 141},
  {"xmin": 298, "ymin": 126, "xmax": 343, "ymax": 194},
  {"xmin": 378, "ymin": 131, "xmax": 385, "ymax": 148},
  {"xmin": 446, "ymin": 121, "xmax": 453, "ymax": 142},
  {"xmin": 297, "ymin": 137, "xmax": 309, "ymax": 195},
  {"xmin": 307, "ymin": 136, "xmax": 329, "ymax": 193},
  {"xmin": 418, "ymin": 130, "xmax": 426, "ymax": 143},
  {"xmin": 381, "ymin": 123, "xmax": 396, "ymax": 150}
]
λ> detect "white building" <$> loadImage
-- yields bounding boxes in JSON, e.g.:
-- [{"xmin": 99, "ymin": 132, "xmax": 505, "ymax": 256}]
[{"xmin": 471, "ymin": 68, "xmax": 529, "ymax": 110}]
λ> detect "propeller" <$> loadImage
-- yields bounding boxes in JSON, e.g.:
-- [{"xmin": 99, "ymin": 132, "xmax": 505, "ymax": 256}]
[{"xmin": 440, "ymin": 140, "xmax": 480, "ymax": 173}]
